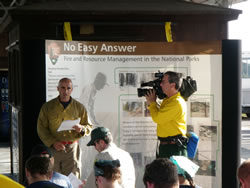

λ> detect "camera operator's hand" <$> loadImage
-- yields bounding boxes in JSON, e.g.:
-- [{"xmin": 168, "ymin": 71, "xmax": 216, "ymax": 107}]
[{"xmin": 145, "ymin": 89, "xmax": 157, "ymax": 106}]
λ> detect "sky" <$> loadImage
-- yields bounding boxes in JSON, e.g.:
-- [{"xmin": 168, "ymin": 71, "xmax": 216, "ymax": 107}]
[{"xmin": 229, "ymin": 0, "xmax": 250, "ymax": 52}]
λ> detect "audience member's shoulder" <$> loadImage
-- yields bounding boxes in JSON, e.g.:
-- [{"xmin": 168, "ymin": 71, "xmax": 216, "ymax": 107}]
[
  {"xmin": 0, "ymin": 174, "xmax": 24, "ymax": 188},
  {"xmin": 52, "ymin": 171, "xmax": 72, "ymax": 186},
  {"xmin": 53, "ymin": 171, "xmax": 69, "ymax": 179},
  {"xmin": 27, "ymin": 181, "xmax": 64, "ymax": 188}
]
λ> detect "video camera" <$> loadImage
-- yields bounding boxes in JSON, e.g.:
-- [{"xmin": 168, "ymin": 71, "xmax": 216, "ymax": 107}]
[
  {"xmin": 137, "ymin": 71, "xmax": 197, "ymax": 100},
  {"xmin": 137, "ymin": 71, "xmax": 166, "ymax": 99}
]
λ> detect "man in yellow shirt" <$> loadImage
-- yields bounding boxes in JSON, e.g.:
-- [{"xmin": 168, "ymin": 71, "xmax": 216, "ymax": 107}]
[
  {"xmin": 145, "ymin": 71, "xmax": 187, "ymax": 158},
  {"xmin": 37, "ymin": 78, "xmax": 92, "ymax": 178}
]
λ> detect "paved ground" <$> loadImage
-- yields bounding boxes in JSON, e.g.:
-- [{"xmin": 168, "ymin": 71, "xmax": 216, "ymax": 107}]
[
  {"xmin": 241, "ymin": 118, "xmax": 250, "ymax": 160},
  {"xmin": 0, "ymin": 142, "xmax": 11, "ymax": 176}
]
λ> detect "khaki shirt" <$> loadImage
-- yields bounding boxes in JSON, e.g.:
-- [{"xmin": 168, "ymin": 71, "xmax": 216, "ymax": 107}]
[{"xmin": 37, "ymin": 97, "xmax": 92, "ymax": 147}]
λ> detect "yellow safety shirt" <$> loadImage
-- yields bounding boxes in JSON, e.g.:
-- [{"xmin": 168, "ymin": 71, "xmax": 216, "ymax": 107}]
[
  {"xmin": 148, "ymin": 92, "xmax": 187, "ymax": 138},
  {"xmin": 0, "ymin": 174, "xmax": 24, "ymax": 188}
]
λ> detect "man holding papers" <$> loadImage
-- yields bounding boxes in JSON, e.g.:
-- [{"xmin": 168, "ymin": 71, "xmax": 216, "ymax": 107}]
[{"xmin": 37, "ymin": 77, "xmax": 92, "ymax": 178}]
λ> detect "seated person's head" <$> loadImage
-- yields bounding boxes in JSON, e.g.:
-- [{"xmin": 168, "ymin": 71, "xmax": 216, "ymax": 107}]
[
  {"xmin": 178, "ymin": 172, "xmax": 195, "ymax": 188},
  {"xmin": 31, "ymin": 144, "xmax": 53, "ymax": 158},
  {"xmin": 94, "ymin": 159, "xmax": 121, "ymax": 188},
  {"xmin": 169, "ymin": 156, "xmax": 199, "ymax": 188},
  {"xmin": 238, "ymin": 160, "xmax": 250, "ymax": 188},
  {"xmin": 31, "ymin": 144, "xmax": 54, "ymax": 161},
  {"xmin": 143, "ymin": 158, "xmax": 179, "ymax": 188},
  {"xmin": 87, "ymin": 127, "xmax": 113, "ymax": 152},
  {"xmin": 25, "ymin": 155, "xmax": 54, "ymax": 185}
]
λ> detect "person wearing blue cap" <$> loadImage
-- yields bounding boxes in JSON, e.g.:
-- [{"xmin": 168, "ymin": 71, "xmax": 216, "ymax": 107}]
[
  {"xmin": 94, "ymin": 159, "xmax": 122, "ymax": 188},
  {"xmin": 84, "ymin": 126, "xmax": 135, "ymax": 188}
]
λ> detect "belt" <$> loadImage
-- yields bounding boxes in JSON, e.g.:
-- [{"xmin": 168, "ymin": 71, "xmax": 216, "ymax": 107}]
[
  {"xmin": 158, "ymin": 135, "xmax": 188, "ymax": 147},
  {"xmin": 160, "ymin": 141, "xmax": 177, "ymax": 145},
  {"xmin": 158, "ymin": 135, "xmax": 188, "ymax": 142},
  {"xmin": 61, "ymin": 141, "xmax": 77, "ymax": 145}
]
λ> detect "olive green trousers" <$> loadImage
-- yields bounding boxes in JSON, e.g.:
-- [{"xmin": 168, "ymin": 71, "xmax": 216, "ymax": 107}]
[{"xmin": 157, "ymin": 143, "xmax": 187, "ymax": 158}]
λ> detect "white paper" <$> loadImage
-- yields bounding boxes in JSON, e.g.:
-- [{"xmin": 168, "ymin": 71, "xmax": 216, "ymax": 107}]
[
  {"xmin": 57, "ymin": 118, "xmax": 80, "ymax": 132},
  {"xmin": 68, "ymin": 172, "xmax": 83, "ymax": 188},
  {"xmin": 171, "ymin": 156, "xmax": 199, "ymax": 177}
]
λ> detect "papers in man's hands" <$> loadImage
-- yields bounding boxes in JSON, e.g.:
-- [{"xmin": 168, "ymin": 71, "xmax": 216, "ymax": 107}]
[
  {"xmin": 57, "ymin": 118, "xmax": 80, "ymax": 132},
  {"xmin": 68, "ymin": 172, "xmax": 83, "ymax": 188}
]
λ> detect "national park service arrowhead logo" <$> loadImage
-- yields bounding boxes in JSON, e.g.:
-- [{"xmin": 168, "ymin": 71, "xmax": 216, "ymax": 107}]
[{"xmin": 47, "ymin": 42, "xmax": 61, "ymax": 65}]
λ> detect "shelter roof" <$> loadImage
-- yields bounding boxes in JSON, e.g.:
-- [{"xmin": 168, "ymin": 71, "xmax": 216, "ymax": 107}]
[{"xmin": 6, "ymin": 0, "xmax": 241, "ymax": 22}]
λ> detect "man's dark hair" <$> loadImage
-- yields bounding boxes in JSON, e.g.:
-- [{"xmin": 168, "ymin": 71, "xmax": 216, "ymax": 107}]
[
  {"xmin": 165, "ymin": 71, "xmax": 182, "ymax": 90},
  {"xmin": 98, "ymin": 165, "xmax": 121, "ymax": 183},
  {"xmin": 143, "ymin": 158, "xmax": 178, "ymax": 188},
  {"xmin": 94, "ymin": 160, "xmax": 121, "ymax": 183},
  {"xmin": 25, "ymin": 155, "xmax": 53, "ymax": 179}
]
